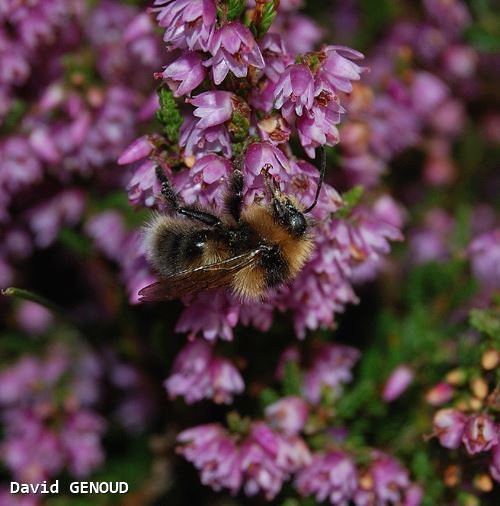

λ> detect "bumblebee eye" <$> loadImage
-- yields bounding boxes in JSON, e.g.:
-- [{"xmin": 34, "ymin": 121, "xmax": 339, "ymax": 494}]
[
  {"xmin": 288, "ymin": 211, "xmax": 307, "ymax": 237},
  {"xmin": 272, "ymin": 196, "xmax": 307, "ymax": 236}
]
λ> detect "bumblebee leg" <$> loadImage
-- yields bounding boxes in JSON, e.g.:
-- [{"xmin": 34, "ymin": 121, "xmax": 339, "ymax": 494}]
[
  {"xmin": 156, "ymin": 166, "xmax": 222, "ymax": 227},
  {"xmin": 225, "ymin": 169, "xmax": 244, "ymax": 222}
]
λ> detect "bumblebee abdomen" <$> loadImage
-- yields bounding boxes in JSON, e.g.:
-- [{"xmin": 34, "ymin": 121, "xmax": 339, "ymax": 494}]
[{"xmin": 144, "ymin": 215, "xmax": 227, "ymax": 277}]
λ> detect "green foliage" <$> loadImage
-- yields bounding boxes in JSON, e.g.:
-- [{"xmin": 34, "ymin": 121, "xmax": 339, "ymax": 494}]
[
  {"xmin": 227, "ymin": 0, "xmax": 246, "ymax": 20},
  {"xmin": 469, "ymin": 308, "xmax": 500, "ymax": 340},
  {"xmin": 58, "ymin": 227, "xmax": 92, "ymax": 256},
  {"xmin": 466, "ymin": 0, "xmax": 500, "ymax": 51},
  {"xmin": 0, "ymin": 99, "xmax": 26, "ymax": 135},
  {"xmin": 156, "ymin": 87, "xmax": 183, "ymax": 144},
  {"xmin": 226, "ymin": 411, "xmax": 251, "ymax": 434},
  {"xmin": 282, "ymin": 360, "xmax": 302, "ymax": 396},
  {"xmin": 337, "ymin": 185, "xmax": 364, "ymax": 218},
  {"xmin": 229, "ymin": 110, "xmax": 250, "ymax": 143},
  {"xmin": 252, "ymin": 1, "xmax": 279, "ymax": 38},
  {"xmin": 281, "ymin": 499, "xmax": 317, "ymax": 506},
  {"xmin": 259, "ymin": 387, "xmax": 280, "ymax": 410}
]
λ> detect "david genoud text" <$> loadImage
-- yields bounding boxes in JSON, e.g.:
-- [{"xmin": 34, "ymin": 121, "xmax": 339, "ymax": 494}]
[{"xmin": 11, "ymin": 481, "xmax": 129, "ymax": 495}]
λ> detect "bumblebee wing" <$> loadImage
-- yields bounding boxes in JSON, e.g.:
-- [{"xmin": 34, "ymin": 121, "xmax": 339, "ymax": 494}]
[{"xmin": 138, "ymin": 248, "xmax": 264, "ymax": 302}]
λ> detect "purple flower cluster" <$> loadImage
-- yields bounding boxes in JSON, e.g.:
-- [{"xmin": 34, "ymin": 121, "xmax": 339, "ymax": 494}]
[
  {"xmin": 165, "ymin": 339, "xmax": 244, "ymax": 404},
  {"xmin": 0, "ymin": 345, "xmax": 105, "ymax": 482},
  {"xmin": 0, "ymin": 0, "xmax": 159, "ymax": 292},
  {"xmin": 175, "ymin": 343, "xmax": 422, "ymax": 503},
  {"xmin": 177, "ymin": 420, "xmax": 311, "ymax": 499},
  {"xmin": 426, "ymin": 333, "xmax": 500, "ymax": 486},
  {"xmin": 0, "ymin": 0, "xmax": 83, "ymax": 120},
  {"xmin": 335, "ymin": 0, "xmax": 476, "ymax": 188},
  {"xmin": 178, "ymin": 419, "xmax": 421, "ymax": 504},
  {"xmin": 297, "ymin": 451, "xmax": 422, "ymax": 506},
  {"xmin": 407, "ymin": 207, "xmax": 500, "ymax": 298},
  {"xmin": 433, "ymin": 410, "xmax": 499, "ymax": 482},
  {"xmin": 468, "ymin": 229, "xmax": 500, "ymax": 291}
]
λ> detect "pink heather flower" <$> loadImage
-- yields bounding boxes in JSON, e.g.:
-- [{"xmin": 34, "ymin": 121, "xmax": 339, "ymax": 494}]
[
  {"xmin": 319, "ymin": 45, "xmax": 365, "ymax": 93},
  {"xmin": 355, "ymin": 453, "xmax": 411, "ymax": 506},
  {"xmin": 127, "ymin": 160, "xmax": 165, "ymax": 208},
  {"xmin": 124, "ymin": 12, "xmax": 162, "ymax": 68},
  {"xmin": 282, "ymin": 159, "xmax": 343, "ymax": 220},
  {"xmin": 154, "ymin": 0, "xmax": 216, "ymax": 51},
  {"xmin": 409, "ymin": 208, "xmax": 454, "ymax": 264},
  {"xmin": 179, "ymin": 116, "xmax": 232, "ymax": 158},
  {"xmin": 265, "ymin": 396, "xmax": 309, "ymax": 435},
  {"xmin": 250, "ymin": 78, "xmax": 278, "ymax": 113},
  {"xmin": 29, "ymin": 189, "xmax": 86, "ymax": 248},
  {"xmin": 404, "ymin": 485, "xmax": 424, "ymax": 506},
  {"xmin": 432, "ymin": 409, "xmax": 467, "ymax": 449},
  {"xmin": 410, "ymin": 72, "xmax": 449, "ymax": 117},
  {"xmin": 257, "ymin": 115, "xmax": 292, "ymax": 145},
  {"xmin": 175, "ymin": 291, "xmax": 240, "ymax": 341},
  {"xmin": 303, "ymin": 345, "xmax": 360, "ymax": 404},
  {"xmin": 3, "ymin": 228, "xmax": 32, "ymax": 260},
  {"xmin": 177, "ymin": 424, "xmax": 242, "ymax": 493},
  {"xmin": 297, "ymin": 108, "xmax": 340, "ymax": 158},
  {"xmin": 1, "ymin": 413, "xmax": 64, "ymax": 482},
  {"xmin": 206, "ymin": 22, "xmax": 264, "ymax": 85},
  {"xmin": 60, "ymin": 410, "xmax": 106, "ymax": 477},
  {"xmin": 240, "ymin": 423, "xmax": 287, "ymax": 500},
  {"xmin": 490, "ymin": 444, "xmax": 500, "ymax": 483},
  {"xmin": 442, "ymin": 45, "xmax": 477, "ymax": 79},
  {"xmin": 272, "ymin": 13, "xmax": 323, "ymax": 56},
  {"xmin": 423, "ymin": 0, "xmax": 471, "ymax": 36},
  {"xmin": 244, "ymin": 142, "xmax": 290, "ymax": 178},
  {"xmin": 277, "ymin": 0, "xmax": 305, "ymax": 12},
  {"xmin": 164, "ymin": 340, "xmax": 211, "ymax": 403},
  {"xmin": 117, "ymin": 135, "xmax": 154, "ymax": 165},
  {"xmin": 121, "ymin": 232, "xmax": 156, "ymax": 305},
  {"xmin": 276, "ymin": 434, "xmax": 311, "ymax": 473},
  {"xmin": 275, "ymin": 347, "xmax": 301, "ymax": 381},
  {"xmin": 273, "ymin": 64, "xmax": 315, "ymax": 120},
  {"xmin": 239, "ymin": 299, "xmax": 275, "ymax": 332},
  {"xmin": 425, "ymin": 382, "xmax": 454, "ymax": 406},
  {"xmin": 0, "ymin": 356, "xmax": 41, "ymax": 405},
  {"xmin": 85, "ymin": 211, "xmax": 128, "ymax": 261},
  {"xmin": 175, "ymin": 154, "xmax": 233, "ymax": 209},
  {"xmin": 260, "ymin": 33, "xmax": 291, "ymax": 83},
  {"xmin": 189, "ymin": 91, "xmax": 234, "ymax": 129},
  {"xmin": 0, "ymin": 137, "xmax": 43, "ymax": 193},
  {"xmin": 0, "ymin": 343, "xmax": 105, "ymax": 482},
  {"xmin": 209, "ymin": 358, "xmax": 245, "ymax": 404},
  {"xmin": 0, "ymin": 487, "xmax": 39, "ymax": 506},
  {"xmin": 164, "ymin": 340, "xmax": 244, "ymax": 404},
  {"xmin": 162, "ymin": 51, "xmax": 207, "ymax": 97},
  {"xmin": 382, "ymin": 365, "xmax": 414, "ymax": 402},
  {"xmin": 430, "ymin": 98, "xmax": 465, "ymax": 137},
  {"xmin": 15, "ymin": 301, "xmax": 53, "ymax": 336},
  {"xmin": 462, "ymin": 414, "xmax": 499, "ymax": 455},
  {"xmin": 28, "ymin": 126, "xmax": 60, "ymax": 164},
  {"xmin": 468, "ymin": 229, "xmax": 500, "ymax": 290},
  {"xmin": 367, "ymin": 93, "xmax": 420, "ymax": 161},
  {"xmin": 296, "ymin": 451, "xmax": 358, "ymax": 505}
]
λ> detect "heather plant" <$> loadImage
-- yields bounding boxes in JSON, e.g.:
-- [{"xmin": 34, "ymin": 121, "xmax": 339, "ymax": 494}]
[{"xmin": 0, "ymin": 1, "xmax": 499, "ymax": 505}]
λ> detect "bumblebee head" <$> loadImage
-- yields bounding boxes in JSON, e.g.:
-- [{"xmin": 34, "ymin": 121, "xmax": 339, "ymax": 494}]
[
  {"xmin": 261, "ymin": 146, "xmax": 326, "ymax": 237},
  {"xmin": 272, "ymin": 194, "xmax": 307, "ymax": 237}
]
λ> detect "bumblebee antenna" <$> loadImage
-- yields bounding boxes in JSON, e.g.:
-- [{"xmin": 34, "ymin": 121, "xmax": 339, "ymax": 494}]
[{"xmin": 303, "ymin": 146, "xmax": 326, "ymax": 214}]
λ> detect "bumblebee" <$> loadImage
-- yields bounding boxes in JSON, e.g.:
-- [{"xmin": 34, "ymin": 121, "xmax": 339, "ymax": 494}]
[{"xmin": 139, "ymin": 147, "xmax": 326, "ymax": 302}]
